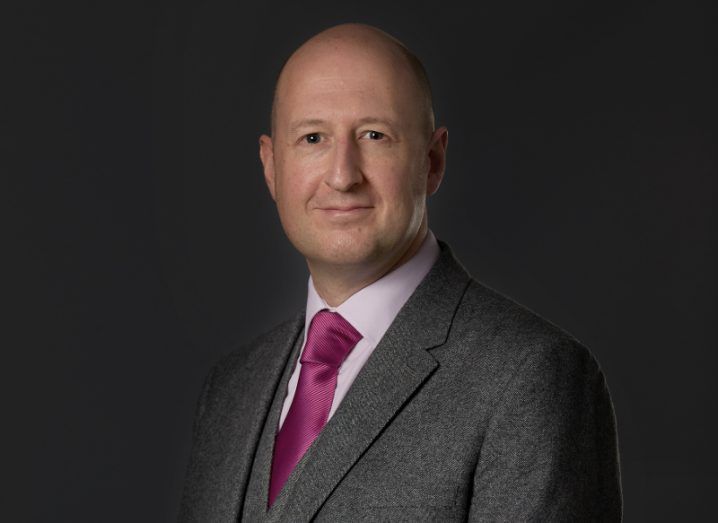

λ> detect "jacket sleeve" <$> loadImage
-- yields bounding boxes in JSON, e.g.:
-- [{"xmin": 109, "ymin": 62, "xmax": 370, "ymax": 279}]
[{"xmin": 468, "ymin": 340, "xmax": 623, "ymax": 522}]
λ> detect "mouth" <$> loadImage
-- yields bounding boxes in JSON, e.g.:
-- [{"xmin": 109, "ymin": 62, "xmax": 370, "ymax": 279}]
[
  {"xmin": 316, "ymin": 206, "xmax": 373, "ymax": 219},
  {"xmin": 320, "ymin": 206, "xmax": 372, "ymax": 212}
]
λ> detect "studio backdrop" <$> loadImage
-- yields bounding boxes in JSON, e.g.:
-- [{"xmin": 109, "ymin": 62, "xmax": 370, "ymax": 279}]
[{"xmin": 6, "ymin": 0, "xmax": 715, "ymax": 521}]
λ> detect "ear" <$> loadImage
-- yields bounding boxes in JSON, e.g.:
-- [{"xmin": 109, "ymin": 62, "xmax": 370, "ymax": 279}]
[
  {"xmin": 426, "ymin": 126, "xmax": 448, "ymax": 196},
  {"xmin": 259, "ymin": 134, "xmax": 277, "ymax": 201}
]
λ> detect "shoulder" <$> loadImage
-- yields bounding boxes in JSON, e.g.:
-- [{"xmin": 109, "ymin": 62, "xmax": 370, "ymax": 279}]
[{"xmin": 443, "ymin": 278, "xmax": 603, "ymax": 395}]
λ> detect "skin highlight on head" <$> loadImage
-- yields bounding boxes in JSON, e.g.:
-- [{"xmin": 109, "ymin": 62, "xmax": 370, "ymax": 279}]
[{"xmin": 259, "ymin": 23, "xmax": 448, "ymax": 306}]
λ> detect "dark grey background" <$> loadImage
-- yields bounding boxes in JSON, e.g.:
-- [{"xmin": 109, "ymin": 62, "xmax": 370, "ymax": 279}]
[{"xmin": 6, "ymin": 0, "xmax": 715, "ymax": 521}]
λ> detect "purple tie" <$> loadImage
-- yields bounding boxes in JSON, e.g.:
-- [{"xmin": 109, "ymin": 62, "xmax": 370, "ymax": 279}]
[{"xmin": 268, "ymin": 310, "xmax": 362, "ymax": 508}]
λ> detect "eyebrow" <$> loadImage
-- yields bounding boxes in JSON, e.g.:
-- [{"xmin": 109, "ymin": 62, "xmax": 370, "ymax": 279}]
[
  {"xmin": 289, "ymin": 119, "xmax": 326, "ymax": 133},
  {"xmin": 288, "ymin": 117, "xmax": 399, "ymax": 134},
  {"xmin": 356, "ymin": 117, "xmax": 399, "ymax": 132}
]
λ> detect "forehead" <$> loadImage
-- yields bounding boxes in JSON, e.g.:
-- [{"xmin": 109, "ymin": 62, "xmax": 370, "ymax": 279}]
[{"xmin": 274, "ymin": 41, "xmax": 421, "ymax": 127}]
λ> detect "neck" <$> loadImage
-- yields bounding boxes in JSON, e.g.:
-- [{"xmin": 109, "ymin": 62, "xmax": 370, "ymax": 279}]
[{"xmin": 309, "ymin": 224, "xmax": 428, "ymax": 307}]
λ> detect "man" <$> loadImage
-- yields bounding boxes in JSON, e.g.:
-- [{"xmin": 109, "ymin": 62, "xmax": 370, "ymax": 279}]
[{"xmin": 179, "ymin": 23, "xmax": 622, "ymax": 522}]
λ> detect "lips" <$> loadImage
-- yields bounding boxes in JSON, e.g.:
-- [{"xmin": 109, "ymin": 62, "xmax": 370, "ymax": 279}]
[
  {"xmin": 314, "ymin": 200, "xmax": 373, "ymax": 210},
  {"xmin": 315, "ymin": 205, "xmax": 373, "ymax": 220},
  {"xmin": 319, "ymin": 206, "xmax": 372, "ymax": 212}
]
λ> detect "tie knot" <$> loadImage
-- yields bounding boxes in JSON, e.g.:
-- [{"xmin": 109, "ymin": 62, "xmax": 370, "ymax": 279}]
[{"xmin": 301, "ymin": 310, "xmax": 362, "ymax": 368}]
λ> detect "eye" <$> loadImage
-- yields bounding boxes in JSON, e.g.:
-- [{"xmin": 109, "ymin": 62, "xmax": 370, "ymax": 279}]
[
  {"xmin": 365, "ymin": 130, "xmax": 385, "ymax": 140},
  {"xmin": 304, "ymin": 133, "xmax": 321, "ymax": 144}
]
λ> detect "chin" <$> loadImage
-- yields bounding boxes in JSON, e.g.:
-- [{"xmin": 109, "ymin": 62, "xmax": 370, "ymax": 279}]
[
  {"xmin": 325, "ymin": 244, "xmax": 379, "ymax": 267},
  {"xmin": 309, "ymin": 234, "xmax": 386, "ymax": 269}
]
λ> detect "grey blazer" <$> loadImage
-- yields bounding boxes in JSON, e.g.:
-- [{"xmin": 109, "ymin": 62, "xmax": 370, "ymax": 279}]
[{"xmin": 179, "ymin": 242, "xmax": 622, "ymax": 522}]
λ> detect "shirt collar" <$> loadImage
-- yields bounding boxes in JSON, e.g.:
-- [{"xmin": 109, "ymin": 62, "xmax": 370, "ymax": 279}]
[{"xmin": 304, "ymin": 230, "xmax": 440, "ymax": 346}]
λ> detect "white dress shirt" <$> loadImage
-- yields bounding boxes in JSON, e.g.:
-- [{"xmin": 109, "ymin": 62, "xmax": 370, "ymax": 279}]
[{"xmin": 278, "ymin": 230, "xmax": 440, "ymax": 429}]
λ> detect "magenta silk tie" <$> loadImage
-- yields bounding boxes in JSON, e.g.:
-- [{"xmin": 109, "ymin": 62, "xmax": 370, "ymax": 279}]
[{"xmin": 268, "ymin": 310, "xmax": 362, "ymax": 508}]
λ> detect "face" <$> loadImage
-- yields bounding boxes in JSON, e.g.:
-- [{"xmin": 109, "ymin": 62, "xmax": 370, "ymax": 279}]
[{"xmin": 260, "ymin": 40, "xmax": 447, "ymax": 279}]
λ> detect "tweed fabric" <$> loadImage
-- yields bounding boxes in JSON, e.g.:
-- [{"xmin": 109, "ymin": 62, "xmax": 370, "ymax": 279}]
[
  {"xmin": 178, "ymin": 241, "xmax": 622, "ymax": 522},
  {"xmin": 268, "ymin": 311, "xmax": 361, "ymax": 507}
]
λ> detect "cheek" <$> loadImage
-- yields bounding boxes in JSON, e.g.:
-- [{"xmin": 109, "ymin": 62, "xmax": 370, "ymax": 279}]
[
  {"xmin": 366, "ymin": 149, "xmax": 416, "ymax": 187},
  {"xmin": 275, "ymin": 159, "xmax": 316, "ymax": 207},
  {"xmin": 382, "ymin": 157, "xmax": 426, "ymax": 200}
]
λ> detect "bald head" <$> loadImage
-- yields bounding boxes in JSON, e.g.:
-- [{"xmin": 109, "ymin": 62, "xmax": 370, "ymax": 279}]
[{"xmin": 270, "ymin": 24, "xmax": 435, "ymax": 137}]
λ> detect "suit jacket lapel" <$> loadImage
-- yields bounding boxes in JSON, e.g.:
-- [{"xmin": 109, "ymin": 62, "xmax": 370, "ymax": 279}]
[{"xmin": 266, "ymin": 242, "xmax": 472, "ymax": 522}]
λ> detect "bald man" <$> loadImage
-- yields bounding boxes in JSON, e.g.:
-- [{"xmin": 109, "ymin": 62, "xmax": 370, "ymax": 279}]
[{"xmin": 179, "ymin": 24, "xmax": 622, "ymax": 522}]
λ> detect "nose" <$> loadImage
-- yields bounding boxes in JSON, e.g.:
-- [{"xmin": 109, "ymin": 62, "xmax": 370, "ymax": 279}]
[{"xmin": 325, "ymin": 137, "xmax": 363, "ymax": 192}]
